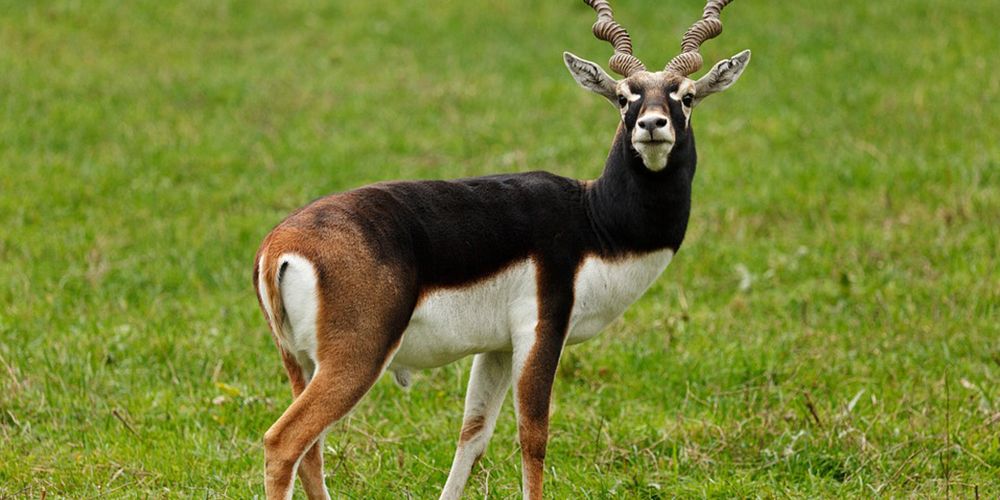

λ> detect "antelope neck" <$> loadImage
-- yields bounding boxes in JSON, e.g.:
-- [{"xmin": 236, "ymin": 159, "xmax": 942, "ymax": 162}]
[{"xmin": 585, "ymin": 124, "xmax": 696, "ymax": 256}]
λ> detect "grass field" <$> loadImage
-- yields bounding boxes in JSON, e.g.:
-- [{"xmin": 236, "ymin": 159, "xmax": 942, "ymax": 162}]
[{"xmin": 1, "ymin": 0, "xmax": 998, "ymax": 497}]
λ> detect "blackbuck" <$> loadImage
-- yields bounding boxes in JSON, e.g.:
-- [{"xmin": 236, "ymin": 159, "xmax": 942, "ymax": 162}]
[{"xmin": 253, "ymin": 0, "xmax": 751, "ymax": 497}]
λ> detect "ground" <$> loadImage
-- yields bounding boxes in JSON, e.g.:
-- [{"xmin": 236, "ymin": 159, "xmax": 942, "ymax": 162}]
[{"xmin": 1, "ymin": 0, "xmax": 998, "ymax": 497}]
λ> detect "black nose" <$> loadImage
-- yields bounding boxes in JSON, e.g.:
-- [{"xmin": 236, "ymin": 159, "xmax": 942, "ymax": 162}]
[{"xmin": 637, "ymin": 116, "xmax": 668, "ymax": 130}]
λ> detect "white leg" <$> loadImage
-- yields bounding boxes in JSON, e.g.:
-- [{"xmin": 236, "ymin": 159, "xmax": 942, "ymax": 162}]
[{"xmin": 439, "ymin": 351, "xmax": 512, "ymax": 500}]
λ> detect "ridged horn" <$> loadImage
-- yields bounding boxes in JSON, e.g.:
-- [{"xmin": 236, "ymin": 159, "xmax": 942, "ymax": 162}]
[
  {"xmin": 584, "ymin": 0, "xmax": 647, "ymax": 77},
  {"xmin": 665, "ymin": 0, "xmax": 733, "ymax": 76}
]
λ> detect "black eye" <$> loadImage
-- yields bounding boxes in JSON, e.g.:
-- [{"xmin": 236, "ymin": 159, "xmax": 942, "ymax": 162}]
[
  {"xmin": 682, "ymin": 94, "xmax": 694, "ymax": 107},
  {"xmin": 617, "ymin": 95, "xmax": 628, "ymax": 107}
]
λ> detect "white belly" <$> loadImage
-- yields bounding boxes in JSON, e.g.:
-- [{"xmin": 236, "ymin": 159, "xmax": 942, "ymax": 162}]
[
  {"xmin": 388, "ymin": 249, "xmax": 674, "ymax": 372},
  {"xmin": 390, "ymin": 260, "xmax": 538, "ymax": 370}
]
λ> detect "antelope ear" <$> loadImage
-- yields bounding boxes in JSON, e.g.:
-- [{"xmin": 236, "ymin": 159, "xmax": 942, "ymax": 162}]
[
  {"xmin": 693, "ymin": 49, "xmax": 751, "ymax": 105},
  {"xmin": 563, "ymin": 52, "xmax": 618, "ymax": 103}
]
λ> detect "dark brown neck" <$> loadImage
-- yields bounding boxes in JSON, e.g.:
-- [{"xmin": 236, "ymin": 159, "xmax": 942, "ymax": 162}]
[{"xmin": 585, "ymin": 125, "xmax": 697, "ymax": 255}]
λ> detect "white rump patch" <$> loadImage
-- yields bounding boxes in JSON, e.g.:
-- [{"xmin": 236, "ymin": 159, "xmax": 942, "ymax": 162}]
[{"xmin": 277, "ymin": 253, "xmax": 321, "ymax": 372}]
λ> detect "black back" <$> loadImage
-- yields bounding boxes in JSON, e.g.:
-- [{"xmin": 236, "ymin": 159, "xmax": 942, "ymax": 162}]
[{"xmin": 281, "ymin": 123, "xmax": 697, "ymax": 292}]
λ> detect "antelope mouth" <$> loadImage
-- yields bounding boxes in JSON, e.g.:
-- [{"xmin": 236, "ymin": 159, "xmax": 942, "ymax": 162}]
[
  {"xmin": 633, "ymin": 139, "xmax": 673, "ymax": 147},
  {"xmin": 632, "ymin": 139, "xmax": 673, "ymax": 171}
]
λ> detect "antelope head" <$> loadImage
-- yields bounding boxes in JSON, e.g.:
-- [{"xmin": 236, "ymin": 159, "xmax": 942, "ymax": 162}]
[{"xmin": 564, "ymin": 0, "xmax": 751, "ymax": 171}]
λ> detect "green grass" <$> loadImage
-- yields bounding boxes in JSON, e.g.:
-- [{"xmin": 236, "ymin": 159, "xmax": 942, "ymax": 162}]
[{"xmin": 1, "ymin": 0, "xmax": 998, "ymax": 497}]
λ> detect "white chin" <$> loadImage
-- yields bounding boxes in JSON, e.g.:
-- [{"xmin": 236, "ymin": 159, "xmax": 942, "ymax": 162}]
[{"xmin": 633, "ymin": 142, "xmax": 672, "ymax": 171}]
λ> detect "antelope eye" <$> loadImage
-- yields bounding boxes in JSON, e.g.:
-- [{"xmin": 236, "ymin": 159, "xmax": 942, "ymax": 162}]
[
  {"xmin": 617, "ymin": 95, "xmax": 628, "ymax": 107},
  {"xmin": 682, "ymin": 94, "xmax": 694, "ymax": 107}
]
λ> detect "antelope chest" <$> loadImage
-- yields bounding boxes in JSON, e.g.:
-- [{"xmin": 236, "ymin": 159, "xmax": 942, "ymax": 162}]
[
  {"xmin": 389, "ymin": 249, "xmax": 674, "ymax": 371},
  {"xmin": 567, "ymin": 248, "xmax": 674, "ymax": 345}
]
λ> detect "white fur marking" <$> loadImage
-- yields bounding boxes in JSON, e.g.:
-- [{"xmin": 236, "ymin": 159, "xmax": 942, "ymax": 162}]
[
  {"xmin": 633, "ymin": 141, "xmax": 672, "ymax": 171},
  {"xmin": 390, "ymin": 260, "xmax": 538, "ymax": 371},
  {"xmin": 277, "ymin": 253, "xmax": 321, "ymax": 370},
  {"xmin": 389, "ymin": 250, "xmax": 674, "ymax": 374},
  {"xmin": 671, "ymin": 80, "xmax": 696, "ymax": 127},
  {"xmin": 567, "ymin": 249, "xmax": 674, "ymax": 344},
  {"xmin": 440, "ymin": 352, "xmax": 512, "ymax": 499},
  {"xmin": 618, "ymin": 83, "xmax": 641, "ymax": 115}
]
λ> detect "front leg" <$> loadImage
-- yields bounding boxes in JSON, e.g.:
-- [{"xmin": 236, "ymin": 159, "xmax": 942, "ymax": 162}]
[
  {"xmin": 512, "ymin": 281, "xmax": 574, "ymax": 499},
  {"xmin": 440, "ymin": 351, "xmax": 512, "ymax": 500}
]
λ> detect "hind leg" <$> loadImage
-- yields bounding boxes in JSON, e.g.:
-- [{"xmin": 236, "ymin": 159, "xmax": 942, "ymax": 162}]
[
  {"xmin": 264, "ymin": 332, "xmax": 399, "ymax": 500},
  {"xmin": 440, "ymin": 351, "xmax": 512, "ymax": 499},
  {"xmin": 277, "ymin": 349, "xmax": 330, "ymax": 500},
  {"xmin": 296, "ymin": 438, "xmax": 328, "ymax": 500}
]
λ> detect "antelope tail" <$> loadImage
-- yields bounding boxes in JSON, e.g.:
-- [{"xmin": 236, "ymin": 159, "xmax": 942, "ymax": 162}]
[{"xmin": 255, "ymin": 248, "xmax": 289, "ymax": 346}]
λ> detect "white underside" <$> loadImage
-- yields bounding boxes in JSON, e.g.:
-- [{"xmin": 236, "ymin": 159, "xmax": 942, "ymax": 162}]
[
  {"xmin": 389, "ymin": 249, "xmax": 674, "ymax": 376},
  {"xmin": 269, "ymin": 250, "xmax": 674, "ymax": 383}
]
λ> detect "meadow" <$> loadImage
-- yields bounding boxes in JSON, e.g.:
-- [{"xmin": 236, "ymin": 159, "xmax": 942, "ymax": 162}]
[{"xmin": 1, "ymin": 0, "xmax": 997, "ymax": 497}]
